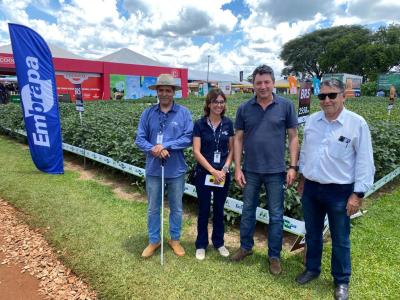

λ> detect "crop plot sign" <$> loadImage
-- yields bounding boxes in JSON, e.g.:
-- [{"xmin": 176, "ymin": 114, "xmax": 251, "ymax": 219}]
[{"xmin": 297, "ymin": 81, "xmax": 312, "ymax": 125}]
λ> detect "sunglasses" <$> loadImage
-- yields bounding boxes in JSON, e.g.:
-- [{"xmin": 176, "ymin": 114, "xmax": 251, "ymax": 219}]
[{"xmin": 317, "ymin": 93, "xmax": 340, "ymax": 100}]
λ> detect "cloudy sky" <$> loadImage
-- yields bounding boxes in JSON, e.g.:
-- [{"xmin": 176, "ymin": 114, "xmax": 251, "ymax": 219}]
[{"xmin": 0, "ymin": 0, "xmax": 399, "ymax": 79}]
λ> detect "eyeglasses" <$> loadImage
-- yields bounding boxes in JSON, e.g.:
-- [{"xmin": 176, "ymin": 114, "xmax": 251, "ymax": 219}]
[
  {"xmin": 317, "ymin": 93, "xmax": 340, "ymax": 100},
  {"xmin": 211, "ymin": 100, "xmax": 225, "ymax": 105}
]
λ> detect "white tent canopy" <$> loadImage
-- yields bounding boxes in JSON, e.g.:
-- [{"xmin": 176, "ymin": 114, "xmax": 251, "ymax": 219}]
[
  {"xmin": 98, "ymin": 48, "xmax": 166, "ymax": 67},
  {"xmin": 188, "ymin": 69, "xmax": 241, "ymax": 83},
  {"xmin": 0, "ymin": 44, "xmax": 86, "ymax": 60},
  {"xmin": 1, "ymin": 44, "xmax": 247, "ymax": 84}
]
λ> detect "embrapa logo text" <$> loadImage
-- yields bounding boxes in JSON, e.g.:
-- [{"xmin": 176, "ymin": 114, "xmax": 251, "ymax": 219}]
[{"xmin": 21, "ymin": 56, "xmax": 54, "ymax": 147}]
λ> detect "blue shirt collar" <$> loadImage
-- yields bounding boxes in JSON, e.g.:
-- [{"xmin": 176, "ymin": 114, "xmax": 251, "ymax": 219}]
[
  {"xmin": 155, "ymin": 101, "xmax": 178, "ymax": 113},
  {"xmin": 251, "ymin": 93, "xmax": 279, "ymax": 105}
]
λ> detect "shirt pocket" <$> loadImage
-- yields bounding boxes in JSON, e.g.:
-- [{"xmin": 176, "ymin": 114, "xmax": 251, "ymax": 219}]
[{"xmin": 329, "ymin": 140, "xmax": 352, "ymax": 158}]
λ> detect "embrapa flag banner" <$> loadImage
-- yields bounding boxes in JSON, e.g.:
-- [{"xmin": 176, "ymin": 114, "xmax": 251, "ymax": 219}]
[{"xmin": 8, "ymin": 23, "xmax": 64, "ymax": 174}]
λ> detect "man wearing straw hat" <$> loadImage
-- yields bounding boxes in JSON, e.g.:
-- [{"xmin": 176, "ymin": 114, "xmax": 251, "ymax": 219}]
[{"xmin": 135, "ymin": 74, "xmax": 193, "ymax": 258}]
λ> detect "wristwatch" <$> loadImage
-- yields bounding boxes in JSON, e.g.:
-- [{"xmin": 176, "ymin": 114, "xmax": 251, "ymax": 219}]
[
  {"xmin": 353, "ymin": 192, "xmax": 365, "ymax": 198},
  {"xmin": 289, "ymin": 165, "xmax": 299, "ymax": 172},
  {"xmin": 222, "ymin": 166, "xmax": 230, "ymax": 173}
]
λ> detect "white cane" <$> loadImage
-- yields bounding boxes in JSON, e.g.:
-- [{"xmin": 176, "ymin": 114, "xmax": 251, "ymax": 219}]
[{"xmin": 161, "ymin": 158, "xmax": 165, "ymax": 266}]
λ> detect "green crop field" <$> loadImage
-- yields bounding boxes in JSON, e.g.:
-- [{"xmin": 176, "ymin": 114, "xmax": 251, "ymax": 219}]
[{"xmin": 1, "ymin": 94, "xmax": 399, "ymax": 220}]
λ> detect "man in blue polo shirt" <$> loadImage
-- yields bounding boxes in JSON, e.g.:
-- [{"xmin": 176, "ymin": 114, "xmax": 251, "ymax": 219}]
[
  {"xmin": 231, "ymin": 65, "xmax": 299, "ymax": 276},
  {"xmin": 135, "ymin": 74, "xmax": 193, "ymax": 258}
]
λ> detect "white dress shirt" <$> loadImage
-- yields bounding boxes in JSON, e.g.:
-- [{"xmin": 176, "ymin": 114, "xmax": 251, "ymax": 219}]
[{"xmin": 299, "ymin": 108, "xmax": 375, "ymax": 192}]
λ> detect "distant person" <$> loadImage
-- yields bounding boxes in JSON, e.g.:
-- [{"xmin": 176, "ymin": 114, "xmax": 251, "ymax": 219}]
[
  {"xmin": 135, "ymin": 74, "xmax": 193, "ymax": 258},
  {"xmin": 296, "ymin": 79, "xmax": 375, "ymax": 300},
  {"xmin": 192, "ymin": 88, "xmax": 234, "ymax": 260},
  {"xmin": 0, "ymin": 83, "xmax": 6, "ymax": 104},
  {"xmin": 231, "ymin": 65, "xmax": 299, "ymax": 276},
  {"xmin": 389, "ymin": 84, "xmax": 396, "ymax": 102}
]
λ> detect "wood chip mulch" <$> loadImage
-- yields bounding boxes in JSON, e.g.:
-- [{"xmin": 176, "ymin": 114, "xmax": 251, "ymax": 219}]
[{"xmin": 0, "ymin": 198, "xmax": 97, "ymax": 300}]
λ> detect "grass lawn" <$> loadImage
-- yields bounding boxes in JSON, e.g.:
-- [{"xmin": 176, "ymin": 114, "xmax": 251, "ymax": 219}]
[{"xmin": 0, "ymin": 135, "xmax": 399, "ymax": 299}]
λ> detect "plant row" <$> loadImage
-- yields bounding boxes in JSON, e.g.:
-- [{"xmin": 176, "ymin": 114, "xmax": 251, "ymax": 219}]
[{"xmin": 0, "ymin": 95, "xmax": 399, "ymax": 219}]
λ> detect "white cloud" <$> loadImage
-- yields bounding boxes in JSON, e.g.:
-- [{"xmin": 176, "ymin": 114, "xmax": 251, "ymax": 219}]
[
  {"xmin": 331, "ymin": 15, "xmax": 362, "ymax": 26},
  {"xmin": 346, "ymin": 0, "xmax": 400, "ymax": 23},
  {"xmin": 245, "ymin": 0, "xmax": 333, "ymax": 23},
  {"xmin": 0, "ymin": 0, "xmax": 399, "ymax": 80},
  {"xmin": 238, "ymin": 1, "xmax": 327, "ymax": 77}
]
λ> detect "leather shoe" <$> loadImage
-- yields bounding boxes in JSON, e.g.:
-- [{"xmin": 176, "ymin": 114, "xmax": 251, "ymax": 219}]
[
  {"xmin": 230, "ymin": 248, "xmax": 253, "ymax": 262},
  {"xmin": 168, "ymin": 240, "xmax": 185, "ymax": 256},
  {"xmin": 295, "ymin": 270, "xmax": 320, "ymax": 285},
  {"xmin": 141, "ymin": 242, "xmax": 161, "ymax": 258},
  {"xmin": 268, "ymin": 257, "xmax": 282, "ymax": 275},
  {"xmin": 334, "ymin": 283, "xmax": 349, "ymax": 300}
]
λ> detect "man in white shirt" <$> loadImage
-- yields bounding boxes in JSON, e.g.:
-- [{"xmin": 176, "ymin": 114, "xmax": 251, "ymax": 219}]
[{"xmin": 296, "ymin": 79, "xmax": 375, "ymax": 300}]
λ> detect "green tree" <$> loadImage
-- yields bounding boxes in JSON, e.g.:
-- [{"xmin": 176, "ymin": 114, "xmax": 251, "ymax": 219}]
[
  {"xmin": 280, "ymin": 25, "xmax": 371, "ymax": 79},
  {"xmin": 361, "ymin": 81, "xmax": 377, "ymax": 96},
  {"xmin": 371, "ymin": 24, "xmax": 400, "ymax": 74}
]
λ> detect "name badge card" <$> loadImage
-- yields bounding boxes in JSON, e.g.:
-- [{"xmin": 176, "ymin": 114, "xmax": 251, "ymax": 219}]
[
  {"xmin": 156, "ymin": 133, "xmax": 163, "ymax": 144},
  {"xmin": 214, "ymin": 151, "xmax": 221, "ymax": 163}
]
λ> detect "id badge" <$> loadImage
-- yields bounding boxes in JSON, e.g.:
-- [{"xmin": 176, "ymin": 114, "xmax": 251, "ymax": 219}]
[
  {"xmin": 213, "ymin": 151, "xmax": 221, "ymax": 163},
  {"xmin": 156, "ymin": 133, "xmax": 163, "ymax": 144}
]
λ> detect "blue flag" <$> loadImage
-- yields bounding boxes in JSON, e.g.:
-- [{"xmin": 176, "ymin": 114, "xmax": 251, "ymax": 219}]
[
  {"xmin": 8, "ymin": 23, "xmax": 64, "ymax": 174},
  {"xmin": 312, "ymin": 77, "xmax": 320, "ymax": 96}
]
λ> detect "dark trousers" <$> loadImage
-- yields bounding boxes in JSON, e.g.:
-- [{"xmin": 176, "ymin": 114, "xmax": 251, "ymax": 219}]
[
  {"xmin": 301, "ymin": 179, "xmax": 353, "ymax": 284},
  {"xmin": 194, "ymin": 171, "xmax": 230, "ymax": 249}
]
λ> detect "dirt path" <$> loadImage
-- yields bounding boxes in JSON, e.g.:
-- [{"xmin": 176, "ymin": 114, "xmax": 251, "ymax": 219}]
[
  {"xmin": 0, "ymin": 199, "xmax": 96, "ymax": 300},
  {"xmin": 0, "ymin": 233, "xmax": 42, "ymax": 300}
]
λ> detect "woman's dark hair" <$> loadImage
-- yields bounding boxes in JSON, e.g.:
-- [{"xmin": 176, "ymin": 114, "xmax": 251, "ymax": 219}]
[{"xmin": 203, "ymin": 88, "xmax": 227, "ymax": 117}]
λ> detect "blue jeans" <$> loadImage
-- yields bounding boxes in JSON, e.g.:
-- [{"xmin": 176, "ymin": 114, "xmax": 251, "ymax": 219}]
[
  {"xmin": 301, "ymin": 179, "xmax": 353, "ymax": 284},
  {"xmin": 240, "ymin": 171, "xmax": 285, "ymax": 258},
  {"xmin": 145, "ymin": 174, "xmax": 185, "ymax": 244},
  {"xmin": 194, "ymin": 171, "xmax": 230, "ymax": 249}
]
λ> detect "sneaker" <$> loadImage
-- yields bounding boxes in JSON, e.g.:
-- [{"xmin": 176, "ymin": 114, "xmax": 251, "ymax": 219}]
[
  {"xmin": 268, "ymin": 257, "xmax": 282, "ymax": 275},
  {"xmin": 217, "ymin": 246, "xmax": 230, "ymax": 257},
  {"xmin": 168, "ymin": 240, "xmax": 185, "ymax": 257},
  {"xmin": 230, "ymin": 248, "xmax": 253, "ymax": 262},
  {"xmin": 195, "ymin": 249, "xmax": 206, "ymax": 260},
  {"xmin": 141, "ymin": 242, "xmax": 161, "ymax": 258}
]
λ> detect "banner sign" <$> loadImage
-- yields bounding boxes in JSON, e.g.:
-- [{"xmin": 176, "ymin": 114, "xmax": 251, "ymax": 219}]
[
  {"xmin": 56, "ymin": 71, "xmax": 102, "ymax": 101},
  {"xmin": 74, "ymin": 84, "xmax": 84, "ymax": 112},
  {"xmin": 218, "ymin": 81, "xmax": 232, "ymax": 95},
  {"xmin": 312, "ymin": 77, "xmax": 320, "ymax": 95},
  {"xmin": 378, "ymin": 73, "xmax": 400, "ymax": 92},
  {"xmin": 8, "ymin": 23, "xmax": 64, "ymax": 174},
  {"xmin": 288, "ymin": 76, "xmax": 297, "ymax": 95},
  {"xmin": 297, "ymin": 81, "xmax": 312, "ymax": 124},
  {"xmin": 110, "ymin": 74, "xmax": 182, "ymax": 100},
  {"xmin": 198, "ymin": 82, "xmax": 209, "ymax": 97}
]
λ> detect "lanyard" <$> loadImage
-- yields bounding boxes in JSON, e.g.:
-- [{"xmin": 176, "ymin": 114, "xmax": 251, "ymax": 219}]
[
  {"xmin": 158, "ymin": 111, "xmax": 169, "ymax": 133},
  {"xmin": 207, "ymin": 118, "xmax": 223, "ymax": 151}
]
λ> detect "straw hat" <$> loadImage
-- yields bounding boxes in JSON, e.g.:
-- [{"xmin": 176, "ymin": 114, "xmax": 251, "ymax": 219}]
[{"xmin": 148, "ymin": 74, "xmax": 182, "ymax": 91}]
